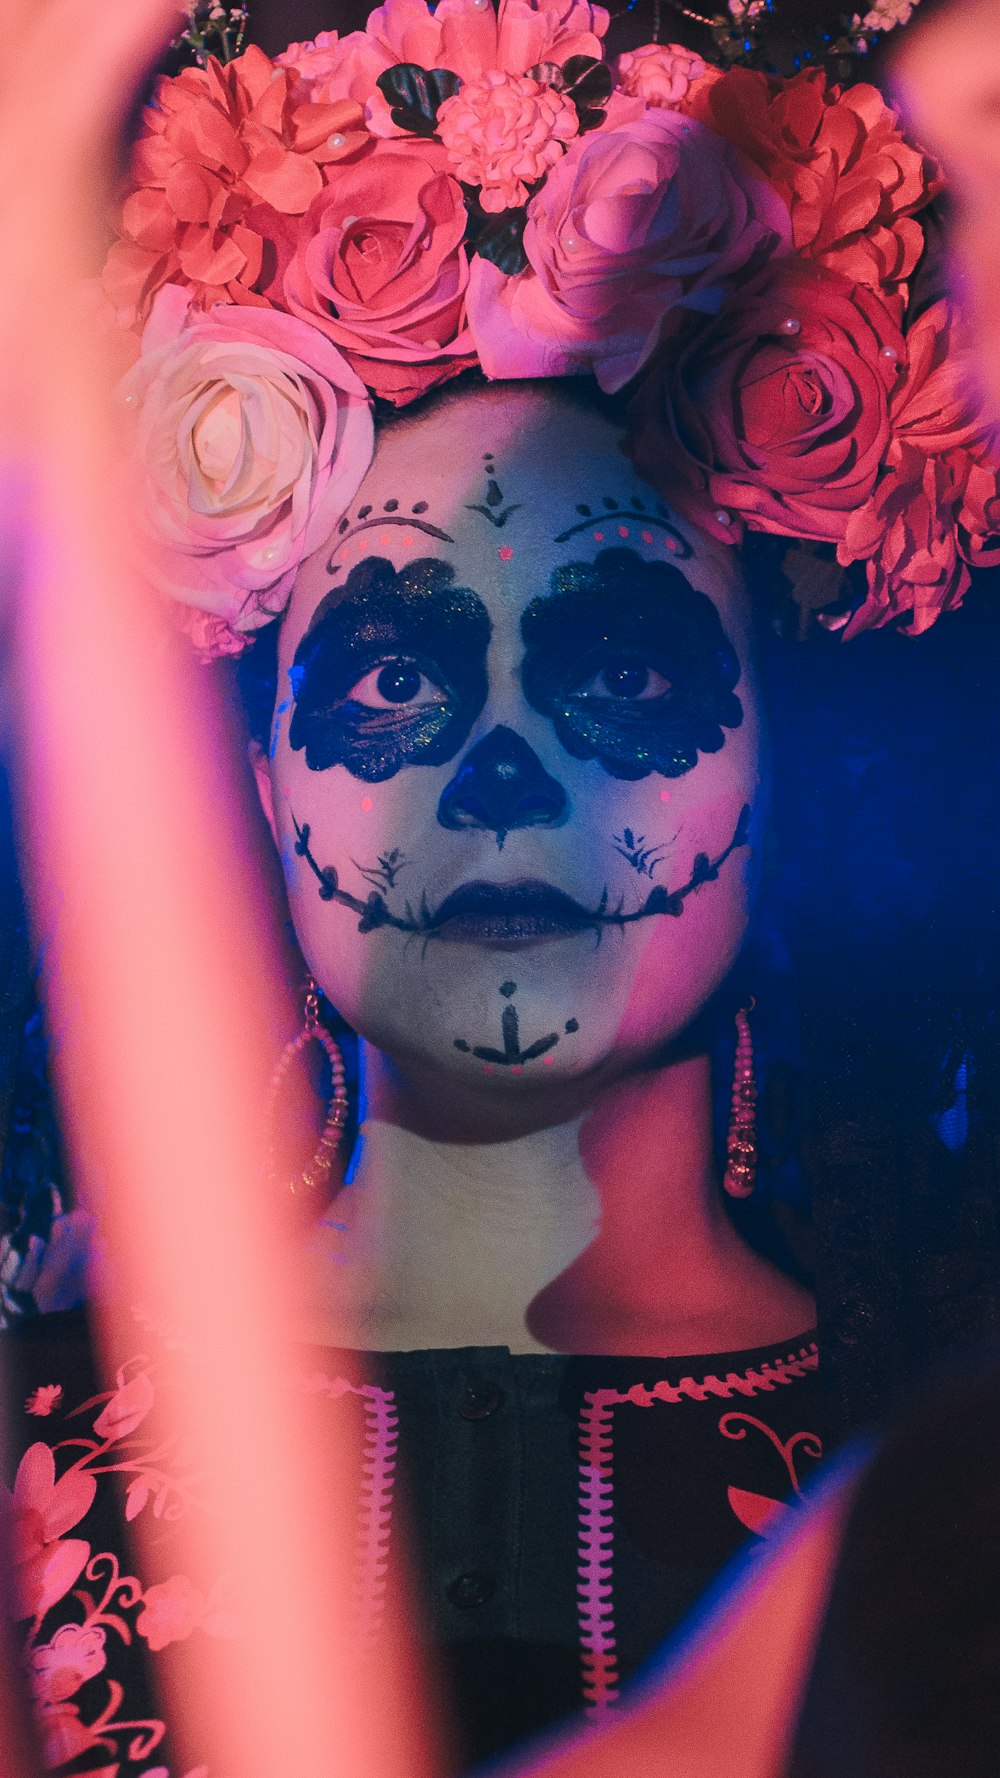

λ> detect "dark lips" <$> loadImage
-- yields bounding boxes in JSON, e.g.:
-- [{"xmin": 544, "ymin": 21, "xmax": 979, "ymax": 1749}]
[{"xmin": 430, "ymin": 879, "xmax": 592, "ymax": 947}]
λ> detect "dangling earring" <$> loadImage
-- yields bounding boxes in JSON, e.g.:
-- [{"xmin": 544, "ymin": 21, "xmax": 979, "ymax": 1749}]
[
  {"xmin": 266, "ymin": 977, "xmax": 349, "ymax": 1194},
  {"xmin": 723, "ymin": 1001, "xmax": 757, "ymax": 1199}
]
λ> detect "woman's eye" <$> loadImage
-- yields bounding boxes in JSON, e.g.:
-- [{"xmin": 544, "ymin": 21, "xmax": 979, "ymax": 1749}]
[
  {"xmin": 574, "ymin": 659, "xmax": 672, "ymax": 702},
  {"xmin": 346, "ymin": 661, "xmax": 448, "ymax": 710}
]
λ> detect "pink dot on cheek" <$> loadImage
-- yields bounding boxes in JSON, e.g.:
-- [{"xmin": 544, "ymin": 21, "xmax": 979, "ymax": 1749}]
[
  {"xmin": 360, "ymin": 795, "xmax": 374, "ymax": 813},
  {"xmin": 498, "ymin": 545, "xmax": 513, "ymax": 561},
  {"xmin": 402, "ymin": 534, "xmax": 414, "ymax": 548},
  {"xmin": 641, "ymin": 531, "xmax": 654, "ymax": 544},
  {"xmin": 542, "ymin": 1056, "xmax": 554, "ymax": 1066},
  {"xmin": 660, "ymin": 789, "xmax": 671, "ymax": 802}
]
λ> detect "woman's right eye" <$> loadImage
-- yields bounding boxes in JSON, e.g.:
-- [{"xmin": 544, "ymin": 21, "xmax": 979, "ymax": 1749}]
[{"xmin": 345, "ymin": 660, "xmax": 449, "ymax": 710}]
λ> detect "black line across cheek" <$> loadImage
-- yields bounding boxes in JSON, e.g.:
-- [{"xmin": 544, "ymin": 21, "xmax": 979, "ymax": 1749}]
[
  {"xmin": 287, "ymin": 554, "xmax": 490, "ymax": 783},
  {"xmin": 520, "ymin": 548, "xmax": 743, "ymax": 782}
]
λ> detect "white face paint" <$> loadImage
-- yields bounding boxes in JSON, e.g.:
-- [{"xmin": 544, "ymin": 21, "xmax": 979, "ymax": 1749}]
[{"xmin": 258, "ymin": 383, "xmax": 761, "ymax": 1105}]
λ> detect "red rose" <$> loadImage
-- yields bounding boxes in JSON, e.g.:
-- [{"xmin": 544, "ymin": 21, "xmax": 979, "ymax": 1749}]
[
  {"xmin": 283, "ymin": 139, "xmax": 475, "ymax": 405},
  {"xmin": 626, "ymin": 258, "xmax": 904, "ymax": 546},
  {"xmin": 685, "ymin": 67, "xmax": 939, "ymax": 304}
]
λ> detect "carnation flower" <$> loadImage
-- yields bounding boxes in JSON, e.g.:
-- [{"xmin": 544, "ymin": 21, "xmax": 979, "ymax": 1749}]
[
  {"xmin": 284, "ymin": 139, "xmax": 475, "ymax": 404},
  {"xmin": 626, "ymin": 259, "xmax": 905, "ymax": 545},
  {"xmin": 436, "ymin": 71, "xmax": 579, "ymax": 212},
  {"xmin": 103, "ymin": 46, "xmax": 369, "ymax": 328},
  {"xmin": 685, "ymin": 67, "xmax": 939, "ymax": 304},
  {"xmin": 615, "ymin": 42, "xmax": 711, "ymax": 108},
  {"xmin": 121, "ymin": 287, "xmax": 374, "ymax": 634},
  {"xmin": 467, "ymin": 106, "xmax": 791, "ymax": 391}
]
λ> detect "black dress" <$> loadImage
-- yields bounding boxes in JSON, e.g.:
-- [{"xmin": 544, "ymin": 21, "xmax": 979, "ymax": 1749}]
[{"xmin": 3, "ymin": 1308, "xmax": 823, "ymax": 1774}]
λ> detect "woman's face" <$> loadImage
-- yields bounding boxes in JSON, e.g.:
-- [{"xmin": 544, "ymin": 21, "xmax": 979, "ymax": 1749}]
[{"xmin": 261, "ymin": 385, "xmax": 760, "ymax": 1108}]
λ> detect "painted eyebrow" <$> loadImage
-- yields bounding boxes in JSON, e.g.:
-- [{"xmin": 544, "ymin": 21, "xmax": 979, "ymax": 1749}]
[
  {"xmin": 325, "ymin": 513, "xmax": 455, "ymax": 573},
  {"xmin": 552, "ymin": 511, "xmax": 693, "ymax": 555}
]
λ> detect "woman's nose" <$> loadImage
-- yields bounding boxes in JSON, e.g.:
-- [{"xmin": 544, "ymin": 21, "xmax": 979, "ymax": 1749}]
[{"xmin": 437, "ymin": 724, "xmax": 568, "ymax": 841}]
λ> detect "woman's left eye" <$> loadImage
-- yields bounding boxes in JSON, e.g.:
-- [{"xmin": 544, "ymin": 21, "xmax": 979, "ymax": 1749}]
[
  {"xmin": 574, "ymin": 659, "xmax": 672, "ymax": 702},
  {"xmin": 347, "ymin": 661, "xmax": 448, "ymax": 710}
]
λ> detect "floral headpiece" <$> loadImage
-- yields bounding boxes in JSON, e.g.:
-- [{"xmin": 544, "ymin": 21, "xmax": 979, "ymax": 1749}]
[{"xmin": 105, "ymin": 0, "xmax": 1000, "ymax": 657}]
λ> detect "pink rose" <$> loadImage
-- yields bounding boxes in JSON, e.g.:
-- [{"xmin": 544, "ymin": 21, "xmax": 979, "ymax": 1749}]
[
  {"xmin": 277, "ymin": 29, "xmax": 388, "ymax": 108},
  {"xmin": 436, "ymin": 71, "xmax": 579, "ymax": 212},
  {"xmin": 467, "ymin": 107, "xmax": 791, "ymax": 392},
  {"xmin": 120, "ymin": 287, "xmax": 374, "ymax": 630},
  {"xmin": 284, "ymin": 140, "xmax": 476, "ymax": 405},
  {"xmin": 626, "ymin": 259, "xmax": 905, "ymax": 545},
  {"xmin": 615, "ymin": 43, "xmax": 710, "ymax": 108}
]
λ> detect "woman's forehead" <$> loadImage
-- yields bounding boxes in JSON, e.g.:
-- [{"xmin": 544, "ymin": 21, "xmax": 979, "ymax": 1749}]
[{"xmin": 285, "ymin": 387, "xmax": 745, "ymax": 647}]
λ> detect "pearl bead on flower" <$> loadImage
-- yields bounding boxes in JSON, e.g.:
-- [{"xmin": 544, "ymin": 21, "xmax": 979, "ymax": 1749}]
[
  {"xmin": 714, "ymin": 509, "xmax": 733, "ymax": 527},
  {"xmin": 563, "ymin": 236, "xmax": 577, "ymax": 252},
  {"xmin": 880, "ymin": 345, "xmax": 899, "ymax": 361},
  {"xmin": 328, "ymin": 134, "xmax": 345, "ymax": 149},
  {"xmin": 779, "ymin": 316, "xmax": 801, "ymax": 335}
]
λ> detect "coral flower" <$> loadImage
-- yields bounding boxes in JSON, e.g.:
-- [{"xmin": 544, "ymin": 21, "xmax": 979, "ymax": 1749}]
[
  {"xmin": 437, "ymin": 72, "xmax": 579, "ymax": 212},
  {"xmin": 104, "ymin": 46, "xmax": 369, "ymax": 327},
  {"xmin": 686, "ymin": 67, "xmax": 939, "ymax": 303}
]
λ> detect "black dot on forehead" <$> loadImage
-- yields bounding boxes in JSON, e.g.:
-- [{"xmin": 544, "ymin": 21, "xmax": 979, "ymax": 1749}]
[
  {"xmin": 412, "ymin": 500, "xmax": 428, "ymax": 514},
  {"xmin": 358, "ymin": 504, "xmax": 372, "ymax": 519},
  {"xmin": 337, "ymin": 515, "xmax": 349, "ymax": 533},
  {"xmin": 384, "ymin": 498, "xmax": 399, "ymax": 511},
  {"xmin": 603, "ymin": 496, "xmax": 619, "ymax": 510},
  {"xmin": 576, "ymin": 504, "xmax": 592, "ymax": 517}
]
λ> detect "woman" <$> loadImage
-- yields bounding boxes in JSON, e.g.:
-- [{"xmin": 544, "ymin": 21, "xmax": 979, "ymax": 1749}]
[{"xmin": 3, "ymin": 1, "xmax": 998, "ymax": 1772}]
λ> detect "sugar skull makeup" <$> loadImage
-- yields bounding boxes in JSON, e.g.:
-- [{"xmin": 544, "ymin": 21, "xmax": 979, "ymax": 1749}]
[{"xmin": 257, "ymin": 383, "xmax": 761, "ymax": 1098}]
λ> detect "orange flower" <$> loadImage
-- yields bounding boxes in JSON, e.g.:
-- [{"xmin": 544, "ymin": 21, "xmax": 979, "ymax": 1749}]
[
  {"xmin": 104, "ymin": 46, "xmax": 369, "ymax": 328},
  {"xmin": 686, "ymin": 67, "xmax": 940, "ymax": 304},
  {"xmin": 838, "ymin": 445, "xmax": 971, "ymax": 635}
]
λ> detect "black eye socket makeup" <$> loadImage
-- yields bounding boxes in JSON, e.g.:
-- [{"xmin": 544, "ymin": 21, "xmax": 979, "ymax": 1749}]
[
  {"xmin": 288, "ymin": 556, "xmax": 491, "ymax": 781},
  {"xmin": 520, "ymin": 548, "xmax": 743, "ymax": 781}
]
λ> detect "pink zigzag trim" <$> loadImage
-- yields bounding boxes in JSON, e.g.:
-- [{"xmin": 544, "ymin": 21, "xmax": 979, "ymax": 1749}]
[
  {"xmin": 576, "ymin": 1342, "xmax": 818, "ymax": 1715},
  {"xmin": 355, "ymin": 1384, "xmax": 399, "ymax": 1653}
]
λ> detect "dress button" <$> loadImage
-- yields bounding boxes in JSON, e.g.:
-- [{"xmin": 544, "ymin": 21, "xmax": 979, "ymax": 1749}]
[
  {"xmin": 447, "ymin": 1569, "xmax": 497, "ymax": 1609},
  {"xmin": 457, "ymin": 1383, "xmax": 504, "ymax": 1420}
]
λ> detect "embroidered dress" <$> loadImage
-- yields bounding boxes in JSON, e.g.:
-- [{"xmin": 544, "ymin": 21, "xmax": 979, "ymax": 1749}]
[{"xmin": 3, "ymin": 1310, "xmax": 823, "ymax": 1774}]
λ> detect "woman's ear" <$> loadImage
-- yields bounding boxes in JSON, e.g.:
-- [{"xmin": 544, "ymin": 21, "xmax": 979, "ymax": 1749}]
[{"xmin": 249, "ymin": 740, "xmax": 278, "ymax": 844}]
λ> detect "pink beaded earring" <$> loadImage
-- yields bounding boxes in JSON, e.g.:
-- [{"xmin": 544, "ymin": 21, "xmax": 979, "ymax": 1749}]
[
  {"xmin": 266, "ymin": 977, "xmax": 349, "ymax": 1194},
  {"xmin": 723, "ymin": 1001, "xmax": 757, "ymax": 1199}
]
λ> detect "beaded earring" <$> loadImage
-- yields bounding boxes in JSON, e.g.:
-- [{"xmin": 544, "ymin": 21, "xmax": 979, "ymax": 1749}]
[
  {"xmin": 265, "ymin": 977, "xmax": 349, "ymax": 1194},
  {"xmin": 723, "ymin": 1002, "xmax": 757, "ymax": 1199}
]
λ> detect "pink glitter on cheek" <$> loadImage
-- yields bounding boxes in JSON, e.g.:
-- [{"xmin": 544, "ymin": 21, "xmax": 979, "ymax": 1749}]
[{"xmin": 498, "ymin": 545, "xmax": 513, "ymax": 561}]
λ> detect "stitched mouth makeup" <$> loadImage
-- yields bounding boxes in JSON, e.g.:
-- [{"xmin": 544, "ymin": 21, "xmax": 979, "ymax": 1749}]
[{"xmin": 429, "ymin": 879, "xmax": 594, "ymax": 948}]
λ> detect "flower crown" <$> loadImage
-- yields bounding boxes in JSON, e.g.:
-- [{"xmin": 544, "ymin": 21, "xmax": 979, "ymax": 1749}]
[{"xmin": 105, "ymin": 0, "xmax": 1000, "ymax": 658}]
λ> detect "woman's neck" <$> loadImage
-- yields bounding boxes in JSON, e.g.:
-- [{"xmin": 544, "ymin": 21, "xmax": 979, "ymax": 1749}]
[{"xmin": 297, "ymin": 1048, "xmax": 814, "ymax": 1356}]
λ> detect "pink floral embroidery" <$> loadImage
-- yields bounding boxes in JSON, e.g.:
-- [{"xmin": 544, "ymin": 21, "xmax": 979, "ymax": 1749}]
[
  {"xmin": 576, "ymin": 1342, "xmax": 819, "ymax": 1713},
  {"xmin": 720, "ymin": 1412, "xmax": 823, "ymax": 1540},
  {"xmin": 30, "ymin": 1621, "xmax": 108, "ymax": 1704},
  {"xmin": 136, "ymin": 1574, "xmax": 206, "ymax": 1652},
  {"xmin": 25, "ymin": 1383, "xmax": 63, "ymax": 1417}
]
